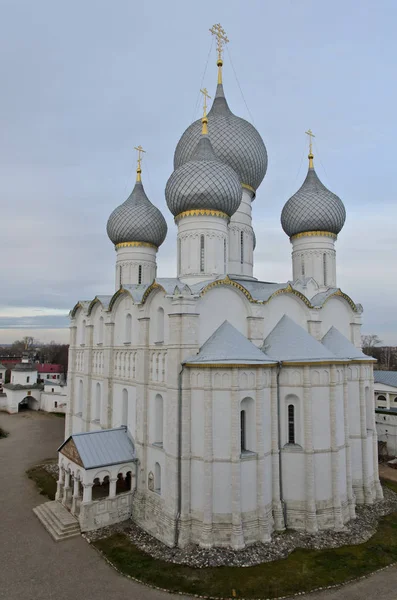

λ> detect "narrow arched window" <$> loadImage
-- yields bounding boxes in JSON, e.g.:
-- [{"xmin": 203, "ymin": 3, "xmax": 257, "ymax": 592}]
[
  {"xmin": 155, "ymin": 462, "xmax": 161, "ymax": 494},
  {"xmin": 119, "ymin": 265, "xmax": 122, "ymax": 288},
  {"xmin": 125, "ymin": 313, "xmax": 132, "ymax": 344},
  {"xmin": 138, "ymin": 264, "xmax": 142, "ymax": 284},
  {"xmin": 200, "ymin": 235, "xmax": 205, "ymax": 272},
  {"xmin": 95, "ymin": 382, "xmax": 101, "ymax": 421},
  {"xmin": 81, "ymin": 320, "xmax": 86, "ymax": 345},
  {"xmin": 301, "ymin": 256, "xmax": 305, "ymax": 277},
  {"xmin": 155, "ymin": 394, "xmax": 164, "ymax": 445},
  {"xmin": 240, "ymin": 409, "xmax": 246, "ymax": 451},
  {"xmin": 240, "ymin": 231, "xmax": 244, "ymax": 264},
  {"xmin": 224, "ymin": 238, "xmax": 227, "ymax": 273},
  {"xmin": 323, "ymin": 253, "xmax": 327, "ymax": 286},
  {"xmin": 178, "ymin": 238, "xmax": 181, "ymax": 275},
  {"xmin": 288, "ymin": 404, "xmax": 295, "ymax": 444},
  {"xmin": 122, "ymin": 388, "xmax": 128, "ymax": 426},
  {"xmin": 157, "ymin": 307, "xmax": 164, "ymax": 343}
]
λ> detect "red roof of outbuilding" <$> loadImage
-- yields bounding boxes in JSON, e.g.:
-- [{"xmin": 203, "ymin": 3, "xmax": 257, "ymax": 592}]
[{"xmin": 36, "ymin": 363, "xmax": 63, "ymax": 373}]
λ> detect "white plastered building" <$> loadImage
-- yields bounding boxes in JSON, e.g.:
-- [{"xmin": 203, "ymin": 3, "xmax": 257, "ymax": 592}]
[{"xmin": 56, "ymin": 45, "xmax": 382, "ymax": 549}]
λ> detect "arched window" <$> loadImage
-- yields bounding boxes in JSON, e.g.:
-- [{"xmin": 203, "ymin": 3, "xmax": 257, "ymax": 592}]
[
  {"xmin": 377, "ymin": 395, "xmax": 386, "ymax": 402},
  {"xmin": 138, "ymin": 264, "xmax": 142, "ymax": 284},
  {"xmin": 200, "ymin": 235, "xmax": 205, "ymax": 272},
  {"xmin": 240, "ymin": 397, "xmax": 255, "ymax": 453},
  {"xmin": 154, "ymin": 462, "xmax": 161, "ymax": 494},
  {"xmin": 156, "ymin": 307, "xmax": 164, "ymax": 343},
  {"xmin": 98, "ymin": 316, "xmax": 104, "ymax": 344},
  {"xmin": 178, "ymin": 238, "xmax": 181, "ymax": 275},
  {"xmin": 240, "ymin": 231, "xmax": 244, "ymax": 264},
  {"xmin": 224, "ymin": 238, "xmax": 227, "ymax": 273},
  {"xmin": 78, "ymin": 379, "xmax": 83, "ymax": 415},
  {"xmin": 94, "ymin": 382, "xmax": 101, "ymax": 422},
  {"xmin": 288, "ymin": 404, "xmax": 295, "ymax": 444},
  {"xmin": 240, "ymin": 409, "xmax": 246, "ymax": 451},
  {"xmin": 323, "ymin": 253, "xmax": 327, "ymax": 286},
  {"xmin": 81, "ymin": 320, "xmax": 86, "ymax": 345},
  {"xmin": 119, "ymin": 265, "xmax": 122, "ymax": 288},
  {"xmin": 154, "ymin": 394, "xmax": 164, "ymax": 445},
  {"xmin": 301, "ymin": 256, "xmax": 305, "ymax": 277},
  {"xmin": 121, "ymin": 388, "xmax": 128, "ymax": 427},
  {"xmin": 27, "ymin": 376, "xmax": 30, "ymax": 383},
  {"xmin": 125, "ymin": 313, "xmax": 132, "ymax": 344}
]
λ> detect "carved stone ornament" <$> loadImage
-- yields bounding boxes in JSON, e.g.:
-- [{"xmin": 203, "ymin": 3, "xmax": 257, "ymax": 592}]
[
  {"xmin": 148, "ymin": 471, "xmax": 154, "ymax": 491},
  {"xmin": 60, "ymin": 438, "xmax": 84, "ymax": 468}
]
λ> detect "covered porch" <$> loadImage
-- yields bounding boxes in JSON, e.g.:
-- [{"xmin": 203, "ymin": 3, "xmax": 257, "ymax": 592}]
[{"xmin": 56, "ymin": 426, "xmax": 137, "ymax": 531}]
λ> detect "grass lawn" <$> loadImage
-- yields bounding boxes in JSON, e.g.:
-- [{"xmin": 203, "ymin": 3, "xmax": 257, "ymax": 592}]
[
  {"xmin": 27, "ymin": 464, "xmax": 57, "ymax": 500},
  {"xmin": 49, "ymin": 412, "xmax": 66, "ymax": 418},
  {"xmin": 93, "ymin": 481, "xmax": 397, "ymax": 599}
]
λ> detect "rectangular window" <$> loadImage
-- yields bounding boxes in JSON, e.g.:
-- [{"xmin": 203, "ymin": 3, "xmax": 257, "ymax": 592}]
[
  {"xmin": 138, "ymin": 264, "xmax": 142, "ymax": 284},
  {"xmin": 288, "ymin": 404, "xmax": 295, "ymax": 444},
  {"xmin": 240, "ymin": 410, "xmax": 246, "ymax": 452},
  {"xmin": 200, "ymin": 235, "xmax": 205, "ymax": 273}
]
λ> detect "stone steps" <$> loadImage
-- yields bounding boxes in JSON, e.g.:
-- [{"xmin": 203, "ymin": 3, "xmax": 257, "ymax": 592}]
[{"xmin": 33, "ymin": 501, "xmax": 80, "ymax": 542}]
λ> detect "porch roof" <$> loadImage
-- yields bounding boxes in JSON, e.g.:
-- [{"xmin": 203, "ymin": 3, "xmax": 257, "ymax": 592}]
[{"xmin": 58, "ymin": 427, "xmax": 136, "ymax": 469}]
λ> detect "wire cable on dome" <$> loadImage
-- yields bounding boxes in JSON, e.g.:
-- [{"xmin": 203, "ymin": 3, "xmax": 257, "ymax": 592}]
[
  {"xmin": 226, "ymin": 45, "xmax": 256, "ymax": 126},
  {"xmin": 191, "ymin": 38, "xmax": 214, "ymax": 122}
]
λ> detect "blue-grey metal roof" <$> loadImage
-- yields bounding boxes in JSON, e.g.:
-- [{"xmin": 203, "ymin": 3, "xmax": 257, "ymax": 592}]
[
  {"xmin": 59, "ymin": 427, "xmax": 136, "ymax": 469},
  {"xmin": 321, "ymin": 326, "xmax": 374, "ymax": 361},
  {"xmin": 281, "ymin": 165, "xmax": 346, "ymax": 237},
  {"xmin": 374, "ymin": 371, "xmax": 397, "ymax": 389},
  {"xmin": 185, "ymin": 320, "xmax": 276, "ymax": 365},
  {"xmin": 262, "ymin": 315, "xmax": 340, "ymax": 362}
]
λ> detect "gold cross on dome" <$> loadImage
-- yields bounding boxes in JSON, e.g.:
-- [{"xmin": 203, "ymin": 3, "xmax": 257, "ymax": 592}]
[
  {"xmin": 134, "ymin": 145, "xmax": 146, "ymax": 171},
  {"xmin": 209, "ymin": 23, "xmax": 229, "ymax": 62},
  {"xmin": 200, "ymin": 87, "xmax": 211, "ymax": 118},
  {"xmin": 305, "ymin": 129, "xmax": 315, "ymax": 154}
]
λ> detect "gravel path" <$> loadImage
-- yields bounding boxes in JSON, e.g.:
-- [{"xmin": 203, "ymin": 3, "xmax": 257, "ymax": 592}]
[
  {"xmin": 2, "ymin": 410, "xmax": 397, "ymax": 600},
  {"xmin": 0, "ymin": 412, "xmax": 184, "ymax": 600}
]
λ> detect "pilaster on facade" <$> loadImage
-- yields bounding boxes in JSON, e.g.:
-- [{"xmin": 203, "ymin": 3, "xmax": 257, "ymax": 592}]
[
  {"xmin": 227, "ymin": 188, "xmax": 255, "ymax": 278},
  {"xmin": 350, "ymin": 319, "xmax": 362, "ymax": 348},
  {"xmin": 303, "ymin": 366, "xmax": 318, "ymax": 532},
  {"xmin": 329, "ymin": 365, "xmax": 344, "ymax": 530},
  {"xmin": 178, "ymin": 367, "xmax": 192, "ymax": 548},
  {"xmin": 343, "ymin": 366, "xmax": 356, "ymax": 519},
  {"xmin": 307, "ymin": 313, "xmax": 322, "ymax": 341},
  {"xmin": 104, "ymin": 321, "xmax": 115, "ymax": 429},
  {"xmin": 369, "ymin": 372, "xmax": 384, "ymax": 501},
  {"xmin": 255, "ymin": 369, "xmax": 271, "ymax": 541},
  {"xmin": 83, "ymin": 324, "xmax": 94, "ymax": 431},
  {"xmin": 247, "ymin": 315, "xmax": 264, "ymax": 347},
  {"xmin": 66, "ymin": 325, "xmax": 77, "ymax": 437},
  {"xmin": 136, "ymin": 316, "xmax": 150, "ymax": 494},
  {"xmin": 270, "ymin": 368, "xmax": 284, "ymax": 531},
  {"xmin": 201, "ymin": 370, "xmax": 214, "ymax": 548},
  {"xmin": 359, "ymin": 364, "xmax": 373, "ymax": 504},
  {"xmin": 231, "ymin": 368, "xmax": 244, "ymax": 549}
]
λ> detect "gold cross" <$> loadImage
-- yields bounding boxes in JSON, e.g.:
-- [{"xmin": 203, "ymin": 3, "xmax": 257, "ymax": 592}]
[
  {"xmin": 200, "ymin": 88, "xmax": 211, "ymax": 118},
  {"xmin": 209, "ymin": 23, "xmax": 229, "ymax": 62},
  {"xmin": 305, "ymin": 129, "xmax": 315, "ymax": 155},
  {"xmin": 134, "ymin": 145, "xmax": 146, "ymax": 171}
]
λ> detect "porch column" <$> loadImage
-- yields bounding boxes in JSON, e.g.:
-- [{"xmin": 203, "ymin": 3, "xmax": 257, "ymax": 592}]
[
  {"xmin": 82, "ymin": 483, "xmax": 93, "ymax": 503},
  {"xmin": 55, "ymin": 466, "xmax": 65, "ymax": 501},
  {"xmin": 62, "ymin": 471, "xmax": 72, "ymax": 505},
  {"xmin": 109, "ymin": 478, "xmax": 117, "ymax": 498},
  {"xmin": 71, "ymin": 477, "xmax": 81, "ymax": 515}
]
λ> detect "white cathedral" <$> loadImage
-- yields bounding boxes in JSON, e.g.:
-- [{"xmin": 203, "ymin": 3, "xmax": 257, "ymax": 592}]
[{"xmin": 55, "ymin": 27, "xmax": 383, "ymax": 549}]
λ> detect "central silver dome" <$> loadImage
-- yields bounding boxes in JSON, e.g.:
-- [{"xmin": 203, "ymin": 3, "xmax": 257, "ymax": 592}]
[
  {"xmin": 166, "ymin": 132, "xmax": 242, "ymax": 218},
  {"xmin": 174, "ymin": 84, "xmax": 267, "ymax": 192}
]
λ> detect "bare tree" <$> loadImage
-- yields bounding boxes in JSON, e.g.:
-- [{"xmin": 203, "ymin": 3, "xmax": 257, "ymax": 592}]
[{"xmin": 361, "ymin": 334, "xmax": 382, "ymax": 349}]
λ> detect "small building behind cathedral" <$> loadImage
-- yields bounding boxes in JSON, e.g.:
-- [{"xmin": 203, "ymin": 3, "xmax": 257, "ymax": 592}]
[{"xmin": 51, "ymin": 27, "xmax": 382, "ymax": 549}]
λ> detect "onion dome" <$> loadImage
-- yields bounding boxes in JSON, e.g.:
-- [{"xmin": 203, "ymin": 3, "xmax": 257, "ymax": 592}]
[
  {"xmin": 174, "ymin": 78, "xmax": 267, "ymax": 195},
  {"xmin": 107, "ymin": 157, "xmax": 167, "ymax": 248},
  {"xmin": 281, "ymin": 145, "xmax": 346, "ymax": 238},
  {"xmin": 166, "ymin": 110, "xmax": 242, "ymax": 218}
]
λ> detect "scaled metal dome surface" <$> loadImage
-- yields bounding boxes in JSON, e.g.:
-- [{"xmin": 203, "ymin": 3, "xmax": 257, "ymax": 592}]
[
  {"xmin": 107, "ymin": 180, "xmax": 168, "ymax": 247},
  {"xmin": 174, "ymin": 84, "xmax": 267, "ymax": 192},
  {"xmin": 166, "ymin": 134, "xmax": 242, "ymax": 217},
  {"xmin": 281, "ymin": 166, "xmax": 346, "ymax": 237}
]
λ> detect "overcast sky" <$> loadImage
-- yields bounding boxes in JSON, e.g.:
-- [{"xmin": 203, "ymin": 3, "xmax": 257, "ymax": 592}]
[{"xmin": 0, "ymin": 0, "xmax": 396, "ymax": 345}]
